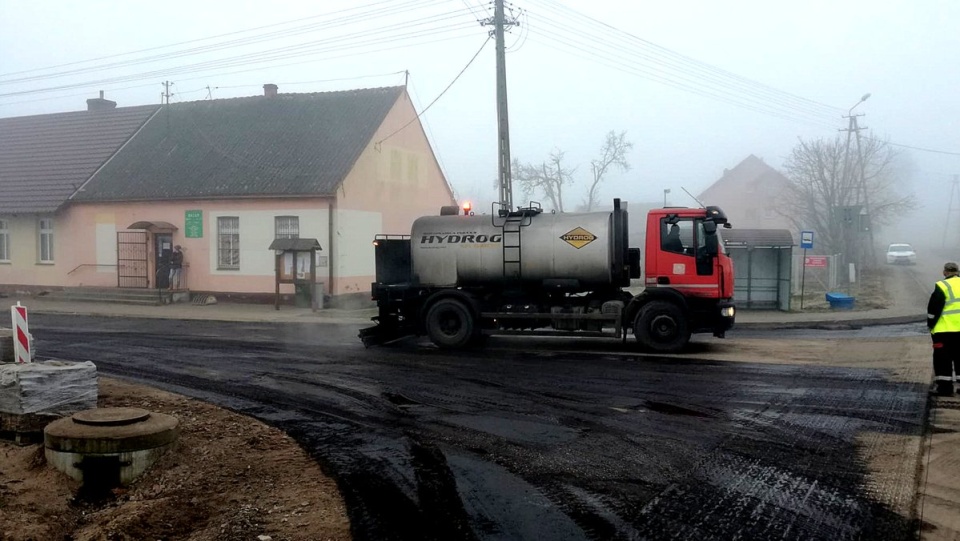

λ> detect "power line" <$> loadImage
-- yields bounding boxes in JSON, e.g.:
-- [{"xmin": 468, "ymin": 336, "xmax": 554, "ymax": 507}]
[
  {"xmin": 524, "ymin": 1, "xmax": 841, "ymax": 127},
  {"xmin": 377, "ymin": 37, "xmax": 491, "ymax": 147},
  {"xmin": 0, "ymin": 15, "xmax": 479, "ymax": 98},
  {"xmin": 529, "ymin": 0, "xmax": 842, "ymax": 119},
  {"xmin": 871, "ymin": 138, "xmax": 960, "ymax": 157},
  {"xmin": 0, "ymin": 0, "xmax": 438, "ymax": 81},
  {"xmin": 521, "ymin": 19, "xmax": 838, "ymax": 130}
]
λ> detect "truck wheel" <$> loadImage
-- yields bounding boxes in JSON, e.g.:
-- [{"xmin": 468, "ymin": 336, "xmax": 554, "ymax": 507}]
[
  {"xmin": 425, "ymin": 298, "xmax": 476, "ymax": 349},
  {"xmin": 634, "ymin": 300, "xmax": 690, "ymax": 353}
]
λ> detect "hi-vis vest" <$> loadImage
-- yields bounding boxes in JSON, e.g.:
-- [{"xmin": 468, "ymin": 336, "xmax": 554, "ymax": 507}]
[{"xmin": 932, "ymin": 275, "xmax": 960, "ymax": 334}]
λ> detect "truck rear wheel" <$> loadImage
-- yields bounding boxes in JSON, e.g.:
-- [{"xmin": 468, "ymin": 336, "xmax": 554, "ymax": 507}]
[
  {"xmin": 634, "ymin": 300, "xmax": 690, "ymax": 353},
  {"xmin": 425, "ymin": 298, "xmax": 476, "ymax": 349}
]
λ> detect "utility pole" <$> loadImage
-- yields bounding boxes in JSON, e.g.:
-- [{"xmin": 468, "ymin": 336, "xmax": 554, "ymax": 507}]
[
  {"xmin": 945, "ymin": 175, "xmax": 960, "ymax": 248},
  {"xmin": 162, "ymin": 81, "xmax": 174, "ymax": 105},
  {"xmin": 840, "ymin": 93, "xmax": 871, "ymax": 281},
  {"xmin": 851, "ymin": 115, "xmax": 876, "ymax": 264},
  {"xmin": 483, "ymin": 0, "xmax": 518, "ymax": 212}
]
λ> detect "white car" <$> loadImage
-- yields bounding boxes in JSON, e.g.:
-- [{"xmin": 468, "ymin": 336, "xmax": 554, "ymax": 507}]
[{"xmin": 886, "ymin": 243, "xmax": 917, "ymax": 265}]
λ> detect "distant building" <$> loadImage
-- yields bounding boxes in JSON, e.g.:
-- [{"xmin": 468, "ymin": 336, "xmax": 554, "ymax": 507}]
[
  {"xmin": 698, "ymin": 155, "xmax": 795, "ymax": 236},
  {"xmin": 0, "ymin": 85, "xmax": 455, "ymax": 304}
]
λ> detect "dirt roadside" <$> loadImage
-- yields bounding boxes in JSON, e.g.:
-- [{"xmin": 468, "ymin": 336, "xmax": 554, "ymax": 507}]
[{"xmin": 0, "ymin": 377, "xmax": 351, "ymax": 541}]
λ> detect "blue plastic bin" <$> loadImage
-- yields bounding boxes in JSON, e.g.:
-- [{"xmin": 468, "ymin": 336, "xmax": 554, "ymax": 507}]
[{"xmin": 825, "ymin": 292, "xmax": 855, "ymax": 310}]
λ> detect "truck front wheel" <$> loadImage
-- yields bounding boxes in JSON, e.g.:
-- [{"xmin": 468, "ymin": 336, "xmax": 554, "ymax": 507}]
[
  {"xmin": 425, "ymin": 298, "xmax": 477, "ymax": 349},
  {"xmin": 634, "ymin": 300, "xmax": 690, "ymax": 353}
]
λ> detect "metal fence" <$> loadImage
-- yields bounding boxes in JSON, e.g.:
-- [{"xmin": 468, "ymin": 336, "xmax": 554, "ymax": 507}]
[{"xmin": 791, "ymin": 254, "xmax": 841, "ymax": 296}]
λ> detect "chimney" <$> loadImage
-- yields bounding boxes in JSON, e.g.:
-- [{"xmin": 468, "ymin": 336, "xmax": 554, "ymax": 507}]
[
  {"xmin": 86, "ymin": 90, "xmax": 117, "ymax": 112},
  {"xmin": 263, "ymin": 84, "xmax": 278, "ymax": 98}
]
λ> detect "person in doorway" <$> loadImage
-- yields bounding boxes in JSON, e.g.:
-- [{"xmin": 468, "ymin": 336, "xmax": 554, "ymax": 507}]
[
  {"xmin": 928, "ymin": 261, "xmax": 960, "ymax": 396},
  {"xmin": 169, "ymin": 245, "xmax": 184, "ymax": 289}
]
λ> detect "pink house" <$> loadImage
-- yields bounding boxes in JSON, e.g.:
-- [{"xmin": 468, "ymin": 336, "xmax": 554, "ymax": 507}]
[{"xmin": 0, "ymin": 86, "xmax": 455, "ymax": 305}]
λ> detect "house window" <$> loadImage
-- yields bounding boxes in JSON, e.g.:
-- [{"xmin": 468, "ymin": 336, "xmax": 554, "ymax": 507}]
[
  {"xmin": 407, "ymin": 155, "xmax": 419, "ymax": 184},
  {"xmin": 390, "ymin": 150, "xmax": 402, "ymax": 181},
  {"xmin": 217, "ymin": 217, "xmax": 240, "ymax": 269},
  {"xmin": 0, "ymin": 220, "xmax": 9, "ymax": 262},
  {"xmin": 275, "ymin": 216, "xmax": 299, "ymax": 239},
  {"xmin": 38, "ymin": 217, "xmax": 54, "ymax": 263}
]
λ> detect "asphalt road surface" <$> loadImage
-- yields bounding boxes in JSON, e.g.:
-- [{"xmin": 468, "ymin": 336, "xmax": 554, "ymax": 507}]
[{"xmin": 33, "ymin": 315, "xmax": 928, "ymax": 541}]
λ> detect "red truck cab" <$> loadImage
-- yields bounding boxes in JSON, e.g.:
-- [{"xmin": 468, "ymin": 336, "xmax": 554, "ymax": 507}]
[{"xmin": 630, "ymin": 206, "xmax": 735, "ymax": 346}]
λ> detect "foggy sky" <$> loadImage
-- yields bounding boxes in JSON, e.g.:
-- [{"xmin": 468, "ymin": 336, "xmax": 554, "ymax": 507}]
[{"xmin": 2, "ymin": 0, "xmax": 958, "ymax": 245}]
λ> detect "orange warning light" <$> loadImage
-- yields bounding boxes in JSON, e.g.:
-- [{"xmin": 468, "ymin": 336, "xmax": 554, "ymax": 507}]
[{"xmin": 462, "ymin": 201, "xmax": 472, "ymax": 215}]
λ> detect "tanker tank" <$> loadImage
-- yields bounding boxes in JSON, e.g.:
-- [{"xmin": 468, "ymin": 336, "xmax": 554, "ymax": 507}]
[{"xmin": 411, "ymin": 211, "xmax": 620, "ymax": 289}]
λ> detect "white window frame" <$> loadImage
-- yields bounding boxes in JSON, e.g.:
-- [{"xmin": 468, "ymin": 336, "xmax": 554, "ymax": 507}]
[
  {"xmin": 0, "ymin": 219, "xmax": 9, "ymax": 262},
  {"xmin": 38, "ymin": 217, "xmax": 54, "ymax": 263},
  {"xmin": 217, "ymin": 216, "xmax": 240, "ymax": 270},
  {"xmin": 274, "ymin": 216, "xmax": 300, "ymax": 239}
]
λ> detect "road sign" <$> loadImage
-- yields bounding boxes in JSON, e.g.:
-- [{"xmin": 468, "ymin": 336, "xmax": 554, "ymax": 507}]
[
  {"xmin": 800, "ymin": 230, "xmax": 814, "ymax": 250},
  {"xmin": 804, "ymin": 255, "xmax": 828, "ymax": 268}
]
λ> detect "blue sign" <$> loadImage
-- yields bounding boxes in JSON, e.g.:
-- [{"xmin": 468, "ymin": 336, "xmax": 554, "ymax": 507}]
[{"xmin": 800, "ymin": 230, "xmax": 814, "ymax": 250}]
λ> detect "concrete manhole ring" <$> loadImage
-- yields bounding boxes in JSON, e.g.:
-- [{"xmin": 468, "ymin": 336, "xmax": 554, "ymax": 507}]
[{"xmin": 72, "ymin": 407, "xmax": 151, "ymax": 426}]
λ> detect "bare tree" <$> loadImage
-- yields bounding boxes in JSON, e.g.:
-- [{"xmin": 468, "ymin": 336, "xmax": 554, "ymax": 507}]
[
  {"xmin": 511, "ymin": 149, "xmax": 575, "ymax": 212},
  {"xmin": 511, "ymin": 131, "xmax": 632, "ymax": 213},
  {"xmin": 782, "ymin": 136, "xmax": 915, "ymax": 258},
  {"xmin": 583, "ymin": 131, "xmax": 633, "ymax": 211}
]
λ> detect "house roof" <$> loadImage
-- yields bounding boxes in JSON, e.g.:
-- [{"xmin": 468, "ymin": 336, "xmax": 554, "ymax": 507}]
[
  {"xmin": 698, "ymin": 154, "xmax": 791, "ymax": 200},
  {"xmin": 722, "ymin": 228, "xmax": 795, "ymax": 248},
  {"xmin": 0, "ymin": 105, "xmax": 159, "ymax": 213},
  {"xmin": 73, "ymin": 86, "xmax": 405, "ymax": 202}
]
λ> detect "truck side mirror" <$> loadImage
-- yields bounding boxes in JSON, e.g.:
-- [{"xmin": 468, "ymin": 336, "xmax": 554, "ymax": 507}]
[{"xmin": 703, "ymin": 221, "xmax": 717, "ymax": 234}]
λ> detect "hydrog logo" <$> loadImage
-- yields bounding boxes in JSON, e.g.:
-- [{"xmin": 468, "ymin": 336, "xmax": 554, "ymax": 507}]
[
  {"xmin": 560, "ymin": 227, "xmax": 597, "ymax": 249},
  {"xmin": 420, "ymin": 234, "xmax": 502, "ymax": 244}
]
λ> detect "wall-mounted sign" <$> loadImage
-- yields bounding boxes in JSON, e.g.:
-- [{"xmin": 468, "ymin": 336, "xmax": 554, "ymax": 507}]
[{"xmin": 185, "ymin": 210, "xmax": 203, "ymax": 238}]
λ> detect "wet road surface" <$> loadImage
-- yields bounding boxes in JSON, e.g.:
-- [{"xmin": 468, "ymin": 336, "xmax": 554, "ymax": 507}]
[{"xmin": 33, "ymin": 315, "xmax": 927, "ymax": 541}]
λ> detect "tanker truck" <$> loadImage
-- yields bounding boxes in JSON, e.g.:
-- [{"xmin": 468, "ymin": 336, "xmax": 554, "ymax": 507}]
[{"xmin": 359, "ymin": 199, "xmax": 735, "ymax": 353}]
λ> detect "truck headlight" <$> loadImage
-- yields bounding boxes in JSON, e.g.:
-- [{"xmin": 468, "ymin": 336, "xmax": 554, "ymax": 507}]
[{"xmin": 721, "ymin": 306, "xmax": 735, "ymax": 317}]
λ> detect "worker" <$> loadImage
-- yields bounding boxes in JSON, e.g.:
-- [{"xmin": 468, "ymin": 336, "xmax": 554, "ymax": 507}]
[
  {"xmin": 928, "ymin": 261, "xmax": 960, "ymax": 396},
  {"xmin": 662, "ymin": 223, "xmax": 684, "ymax": 253}
]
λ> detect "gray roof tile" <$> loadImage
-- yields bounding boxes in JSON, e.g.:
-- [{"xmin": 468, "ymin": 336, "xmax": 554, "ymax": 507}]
[
  {"xmin": 74, "ymin": 86, "xmax": 404, "ymax": 202},
  {"xmin": 0, "ymin": 105, "xmax": 159, "ymax": 213}
]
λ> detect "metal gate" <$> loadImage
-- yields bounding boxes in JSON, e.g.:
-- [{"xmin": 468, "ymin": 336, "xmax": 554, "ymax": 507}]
[{"xmin": 117, "ymin": 231, "xmax": 148, "ymax": 288}]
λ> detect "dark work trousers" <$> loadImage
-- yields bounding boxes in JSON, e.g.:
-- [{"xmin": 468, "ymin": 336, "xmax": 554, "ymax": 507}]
[{"xmin": 932, "ymin": 332, "xmax": 960, "ymax": 395}]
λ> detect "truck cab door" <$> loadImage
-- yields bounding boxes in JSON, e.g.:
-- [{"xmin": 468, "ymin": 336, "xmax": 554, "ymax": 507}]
[{"xmin": 695, "ymin": 220, "xmax": 717, "ymax": 276}]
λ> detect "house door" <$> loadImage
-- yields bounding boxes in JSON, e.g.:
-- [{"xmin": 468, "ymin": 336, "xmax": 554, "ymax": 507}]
[
  {"xmin": 117, "ymin": 231, "xmax": 148, "ymax": 288},
  {"xmin": 155, "ymin": 234, "xmax": 173, "ymax": 289}
]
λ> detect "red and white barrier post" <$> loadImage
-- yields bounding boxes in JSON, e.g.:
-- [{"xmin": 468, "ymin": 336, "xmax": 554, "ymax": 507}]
[{"xmin": 10, "ymin": 302, "xmax": 30, "ymax": 364}]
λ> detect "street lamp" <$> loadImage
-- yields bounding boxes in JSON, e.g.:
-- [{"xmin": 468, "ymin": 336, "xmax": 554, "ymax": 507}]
[
  {"xmin": 663, "ymin": 188, "xmax": 670, "ymax": 207},
  {"xmin": 849, "ymin": 92, "xmax": 871, "ymax": 115}
]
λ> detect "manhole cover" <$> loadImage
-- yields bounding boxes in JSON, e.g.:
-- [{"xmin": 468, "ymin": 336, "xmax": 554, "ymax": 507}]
[{"xmin": 72, "ymin": 407, "xmax": 151, "ymax": 426}]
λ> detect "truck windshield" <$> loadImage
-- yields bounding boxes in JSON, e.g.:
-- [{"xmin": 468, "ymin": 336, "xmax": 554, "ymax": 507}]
[{"xmin": 714, "ymin": 228, "xmax": 727, "ymax": 255}]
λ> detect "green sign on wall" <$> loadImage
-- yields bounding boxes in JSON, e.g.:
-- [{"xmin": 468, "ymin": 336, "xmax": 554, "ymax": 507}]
[{"xmin": 185, "ymin": 210, "xmax": 203, "ymax": 238}]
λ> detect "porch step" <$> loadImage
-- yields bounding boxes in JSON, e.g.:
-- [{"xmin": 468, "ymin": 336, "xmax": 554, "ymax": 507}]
[{"xmin": 46, "ymin": 287, "xmax": 184, "ymax": 306}]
